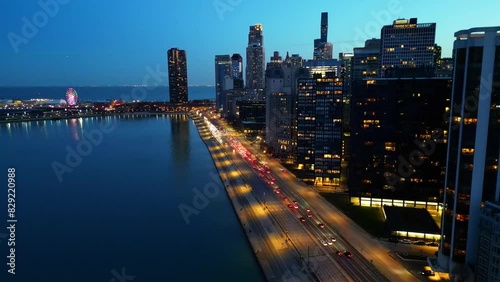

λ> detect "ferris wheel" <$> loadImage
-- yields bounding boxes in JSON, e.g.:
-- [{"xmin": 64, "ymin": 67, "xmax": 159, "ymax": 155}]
[{"xmin": 65, "ymin": 88, "xmax": 78, "ymax": 105}]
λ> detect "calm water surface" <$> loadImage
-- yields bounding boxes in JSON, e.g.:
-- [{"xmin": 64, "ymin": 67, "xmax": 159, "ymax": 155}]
[{"xmin": 0, "ymin": 115, "xmax": 264, "ymax": 282}]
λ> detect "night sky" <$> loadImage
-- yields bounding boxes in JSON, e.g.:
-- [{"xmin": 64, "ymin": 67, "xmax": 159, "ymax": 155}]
[{"xmin": 2, "ymin": 0, "xmax": 500, "ymax": 86}]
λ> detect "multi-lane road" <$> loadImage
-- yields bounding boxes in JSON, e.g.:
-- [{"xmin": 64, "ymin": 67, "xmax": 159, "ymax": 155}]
[
  {"xmin": 193, "ymin": 110, "xmax": 422, "ymax": 282},
  {"xmin": 219, "ymin": 120, "xmax": 423, "ymax": 282}
]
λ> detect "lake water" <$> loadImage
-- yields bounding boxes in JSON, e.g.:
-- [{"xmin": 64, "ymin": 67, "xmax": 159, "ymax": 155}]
[{"xmin": 0, "ymin": 114, "xmax": 264, "ymax": 282}]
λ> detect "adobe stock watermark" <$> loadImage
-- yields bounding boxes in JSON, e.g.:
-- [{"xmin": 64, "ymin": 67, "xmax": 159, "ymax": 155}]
[
  {"xmin": 109, "ymin": 267, "xmax": 135, "ymax": 282},
  {"xmin": 213, "ymin": 0, "xmax": 242, "ymax": 21},
  {"xmin": 178, "ymin": 170, "xmax": 223, "ymax": 224},
  {"xmin": 7, "ymin": 0, "xmax": 70, "ymax": 54},
  {"xmin": 51, "ymin": 119, "xmax": 117, "ymax": 182},
  {"xmin": 385, "ymin": 74, "xmax": 498, "ymax": 187},
  {"xmin": 51, "ymin": 63, "xmax": 168, "ymax": 182},
  {"xmin": 337, "ymin": 0, "xmax": 403, "ymax": 53},
  {"xmin": 282, "ymin": 245, "xmax": 329, "ymax": 282}
]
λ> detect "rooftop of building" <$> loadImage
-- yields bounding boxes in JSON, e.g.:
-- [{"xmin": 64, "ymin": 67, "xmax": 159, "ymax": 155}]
[
  {"xmin": 455, "ymin": 26, "xmax": 500, "ymax": 39},
  {"xmin": 384, "ymin": 206, "xmax": 440, "ymax": 235}
]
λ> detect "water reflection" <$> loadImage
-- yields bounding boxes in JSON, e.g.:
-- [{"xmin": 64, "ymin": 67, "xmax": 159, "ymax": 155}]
[
  {"xmin": 69, "ymin": 118, "xmax": 81, "ymax": 141},
  {"xmin": 170, "ymin": 114, "xmax": 190, "ymax": 174}
]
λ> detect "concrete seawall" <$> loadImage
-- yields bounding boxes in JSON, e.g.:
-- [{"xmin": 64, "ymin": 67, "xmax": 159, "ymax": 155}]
[
  {"xmin": 0, "ymin": 111, "xmax": 188, "ymax": 124},
  {"xmin": 189, "ymin": 113, "xmax": 304, "ymax": 282}
]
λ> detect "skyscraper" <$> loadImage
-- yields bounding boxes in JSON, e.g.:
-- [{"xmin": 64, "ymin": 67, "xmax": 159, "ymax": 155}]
[
  {"xmin": 353, "ymin": 39, "xmax": 381, "ymax": 81},
  {"xmin": 265, "ymin": 53, "xmax": 309, "ymax": 163},
  {"xmin": 380, "ymin": 18, "xmax": 436, "ymax": 77},
  {"xmin": 231, "ymin": 53, "xmax": 243, "ymax": 79},
  {"xmin": 297, "ymin": 72, "xmax": 343, "ymax": 187},
  {"xmin": 215, "ymin": 55, "xmax": 232, "ymax": 112},
  {"xmin": 476, "ymin": 201, "xmax": 500, "ymax": 282},
  {"xmin": 349, "ymin": 77, "xmax": 451, "ymax": 202},
  {"xmin": 167, "ymin": 48, "xmax": 188, "ymax": 104},
  {"xmin": 432, "ymin": 26, "xmax": 500, "ymax": 280},
  {"xmin": 313, "ymin": 12, "xmax": 333, "ymax": 60},
  {"xmin": 246, "ymin": 24, "xmax": 265, "ymax": 91}
]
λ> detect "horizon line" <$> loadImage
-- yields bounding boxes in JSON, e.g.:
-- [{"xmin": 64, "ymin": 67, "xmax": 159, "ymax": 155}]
[{"xmin": 0, "ymin": 85, "xmax": 215, "ymax": 88}]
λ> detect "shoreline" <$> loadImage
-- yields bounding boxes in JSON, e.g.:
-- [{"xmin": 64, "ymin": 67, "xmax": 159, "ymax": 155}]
[
  {"xmin": 189, "ymin": 112, "xmax": 293, "ymax": 282},
  {"xmin": 0, "ymin": 111, "xmax": 188, "ymax": 124},
  {"xmin": 188, "ymin": 112, "xmax": 269, "ymax": 280}
]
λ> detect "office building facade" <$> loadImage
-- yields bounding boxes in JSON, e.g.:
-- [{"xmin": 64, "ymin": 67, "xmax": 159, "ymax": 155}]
[
  {"xmin": 476, "ymin": 201, "xmax": 500, "ymax": 282},
  {"xmin": 215, "ymin": 55, "xmax": 232, "ymax": 112},
  {"xmin": 167, "ymin": 48, "xmax": 188, "ymax": 104},
  {"xmin": 380, "ymin": 18, "xmax": 436, "ymax": 78},
  {"xmin": 434, "ymin": 26, "xmax": 500, "ymax": 280},
  {"xmin": 297, "ymin": 73, "xmax": 343, "ymax": 186},
  {"xmin": 246, "ymin": 24, "xmax": 265, "ymax": 90},
  {"xmin": 266, "ymin": 55, "xmax": 310, "ymax": 163},
  {"xmin": 353, "ymin": 39, "xmax": 381, "ymax": 81},
  {"xmin": 349, "ymin": 78, "xmax": 451, "ymax": 202}
]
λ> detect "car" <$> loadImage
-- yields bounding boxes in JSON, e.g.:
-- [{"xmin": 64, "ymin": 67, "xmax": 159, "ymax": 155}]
[
  {"xmin": 400, "ymin": 239, "xmax": 412, "ymax": 244},
  {"xmin": 321, "ymin": 240, "xmax": 328, "ymax": 246},
  {"xmin": 307, "ymin": 212, "xmax": 313, "ymax": 217},
  {"xmin": 421, "ymin": 270, "xmax": 435, "ymax": 276},
  {"xmin": 293, "ymin": 201, "xmax": 299, "ymax": 205},
  {"xmin": 330, "ymin": 237, "xmax": 337, "ymax": 242},
  {"xmin": 327, "ymin": 239, "xmax": 333, "ymax": 246},
  {"xmin": 336, "ymin": 250, "xmax": 343, "ymax": 256},
  {"xmin": 282, "ymin": 169, "xmax": 287, "ymax": 173},
  {"xmin": 274, "ymin": 189, "xmax": 280, "ymax": 194},
  {"xmin": 427, "ymin": 242, "xmax": 439, "ymax": 247},
  {"xmin": 299, "ymin": 217, "xmax": 306, "ymax": 222},
  {"xmin": 344, "ymin": 251, "xmax": 353, "ymax": 258},
  {"xmin": 318, "ymin": 223, "xmax": 325, "ymax": 228},
  {"xmin": 259, "ymin": 174, "xmax": 265, "ymax": 178},
  {"xmin": 271, "ymin": 177, "xmax": 276, "ymax": 181},
  {"xmin": 415, "ymin": 240, "xmax": 426, "ymax": 245},
  {"xmin": 288, "ymin": 204, "xmax": 294, "ymax": 209},
  {"xmin": 294, "ymin": 205, "xmax": 299, "ymax": 209},
  {"xmin": 306, "ymin": 209, "xmax": 311, "ymax": 212}
]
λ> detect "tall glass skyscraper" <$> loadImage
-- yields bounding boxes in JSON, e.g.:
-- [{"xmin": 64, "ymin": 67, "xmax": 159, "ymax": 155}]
[
  {"xmin": 215, "ymin": 55, "xmax": 231, "ymax": 112},
  {"xmin": 380, "ymin": 18, "xmax": 436, "ymax": 77},
  {"xmin": 167, "ymin": 48, "xmax": 188, "ymax": 104},
  {"xmin": 231, "ymin": 54, "xmax": 243, "ymax": 79},
  {"xmin": 432, "ymin": 26, "xmax": 500, "ymax": 281},
  {"xmin": 246, "ymin": 24, "xmax": 265, "ymax": 91},
  {"xmin": 313, "ymin": 12, "xmax": 333, "ymax": 60},
  {"xmin": 297, "ymin": 73, "xmax": 343, "ymax": 187}
]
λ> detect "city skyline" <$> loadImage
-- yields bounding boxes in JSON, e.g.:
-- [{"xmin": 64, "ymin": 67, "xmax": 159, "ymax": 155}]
[{"xmin": 2, "ymin": 0, "xmax": 500, "ymax": 87}]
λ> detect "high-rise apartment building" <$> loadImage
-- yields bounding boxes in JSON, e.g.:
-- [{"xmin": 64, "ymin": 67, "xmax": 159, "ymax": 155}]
[
  {"xmin": 265, "ymin": 54, "xmax": 310, "ymax": 163},
  {"xmin": 215, "ymin": 55, "xmax": 232, "ymax": 112},
  {"xmin": 246, "ymin": 24, "xmax": 265, "ymax": 90},
  {"xmin": 380, "ymin": 18, "xmax": 436, "ymax": 78},
  {"xmin": 297, "ymin": 72, "xmax": 343, "ymax": 187},
  {"xmin": 432, "ymin": 26, "xmax": 500, "ymax": 280},
  {"xmin": 167, "ymin": 48, "xmax": 188, "ymax": 104},
  {"xmin": 353, "ymin": 39, "xmax": 381, "ymax": 81}
]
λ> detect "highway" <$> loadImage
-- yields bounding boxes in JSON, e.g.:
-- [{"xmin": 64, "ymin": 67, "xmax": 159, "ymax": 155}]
[
  {"xmin": 193, "ymin": 114, "xmax": 315, "ymax": 281},
  {"xmin": 196, "ymin": 110, "xmax": 411, "ymax": 282},
  {"xmin": 227, "ymin": 125, "xmax": 422, "ymax": 282}
]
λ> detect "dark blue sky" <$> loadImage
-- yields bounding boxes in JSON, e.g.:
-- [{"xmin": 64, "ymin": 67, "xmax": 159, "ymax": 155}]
[{"xmin": 2, "ymin": 0, "xmax": 500, "ymax": 86}]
